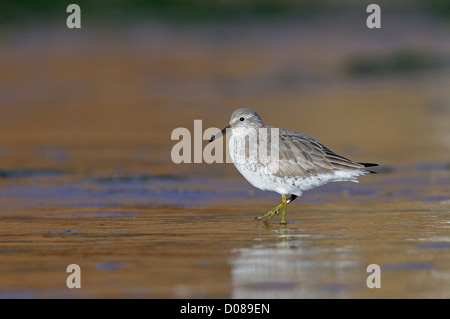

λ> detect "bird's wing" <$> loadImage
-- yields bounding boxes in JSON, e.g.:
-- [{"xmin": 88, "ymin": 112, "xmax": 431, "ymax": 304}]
[{"xmin": 264, "ymin": 128, "xmax": 365, "ymax": 178}]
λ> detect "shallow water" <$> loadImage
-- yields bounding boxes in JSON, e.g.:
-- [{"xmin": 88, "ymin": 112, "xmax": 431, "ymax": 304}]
[
  {"xmin": 0, "ymin": 16, "xmax": 450, "ymax": 298},
  {"xmin": 0, "ymin": 163, "xmax": 449, "ymax": 298}
]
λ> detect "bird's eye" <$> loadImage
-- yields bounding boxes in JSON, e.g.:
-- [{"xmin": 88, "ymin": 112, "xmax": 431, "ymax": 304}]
[{"xmin": 240, "ymin": 117, "xmax": 245, "ymax": 121}]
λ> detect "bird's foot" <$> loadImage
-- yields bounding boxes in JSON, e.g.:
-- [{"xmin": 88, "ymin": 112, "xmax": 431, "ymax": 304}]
[{"xmin": 255, "ymin": 203, "xmax": 283, "ymax": 223}]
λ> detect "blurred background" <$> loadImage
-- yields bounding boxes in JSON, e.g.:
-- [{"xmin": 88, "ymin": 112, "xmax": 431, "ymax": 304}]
[
  {"xmin": 0, "ymin": 0, "xmax": 449, "ymax": 298},
  {"xmin": 1, "ymin": 0, "xmax": 449, "ymax": 178}
]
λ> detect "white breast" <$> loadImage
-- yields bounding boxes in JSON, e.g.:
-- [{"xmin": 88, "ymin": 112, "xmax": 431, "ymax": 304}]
[
  {"xmin": 228, "ymin": 129, "xmax": 362, "ymax": 196},
  {"xmin": 229, "ymin": 130, "xmax": 302, "ymax": 195}
]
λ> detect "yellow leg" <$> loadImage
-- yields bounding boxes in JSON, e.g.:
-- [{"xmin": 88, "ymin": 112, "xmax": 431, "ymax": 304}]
[
  {"xmin": 280, "ymin": 194, "xmax": 287, "ymax": 225},
  {"xmin": 255, "ymin": 194, "xmax": 288, "ymax": 224}
]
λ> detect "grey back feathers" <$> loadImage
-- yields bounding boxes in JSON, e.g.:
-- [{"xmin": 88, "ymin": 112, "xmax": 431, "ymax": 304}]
[{"xmin": 228, "ymin": 108, "xmax": 376, "ymax": 178}]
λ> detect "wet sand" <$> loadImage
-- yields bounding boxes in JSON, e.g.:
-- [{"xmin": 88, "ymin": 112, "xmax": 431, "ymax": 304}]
[
  {"xmin": 0, "ymin": 16, "xmax": 449, "ymax": 298},
  {"xmin": 0, "ymin": 165, "xmax": 449, "ymax": 298}
]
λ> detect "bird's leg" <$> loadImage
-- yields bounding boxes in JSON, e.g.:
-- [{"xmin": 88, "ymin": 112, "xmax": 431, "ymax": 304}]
[
  {"xmin": 280, "ymin": 194, "xmax": 288, "ymax": 224},
  {"xmin": 281, "ymin": 194, "xmax": 292, "ymax": 225},
  {"xmin": 281, "ymin": 194, "xmax": 297, "ymax": 224},
  {"xmin": 256, "ymin": 194, "xmax": 288, "ymax": 224},
  {"xmin": 255, "ymin": 201, "xmax": 283, "ymax": 223}
]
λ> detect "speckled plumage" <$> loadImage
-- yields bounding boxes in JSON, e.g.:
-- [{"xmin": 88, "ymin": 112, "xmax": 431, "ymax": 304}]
[{"xmin": 210, "ymin": 107, "xmax": 378, "ymax": 224}]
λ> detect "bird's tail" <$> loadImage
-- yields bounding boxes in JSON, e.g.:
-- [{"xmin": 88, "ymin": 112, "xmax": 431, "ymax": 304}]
[{"xmin": 358, "ymin": 162, "xmax": 379, "ymax": 174}]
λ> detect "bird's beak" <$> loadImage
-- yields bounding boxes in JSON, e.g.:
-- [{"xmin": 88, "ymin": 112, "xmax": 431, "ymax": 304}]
[{"xmin": 209, "ymin": 124, "xmax": 231, "ymax": 142}]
